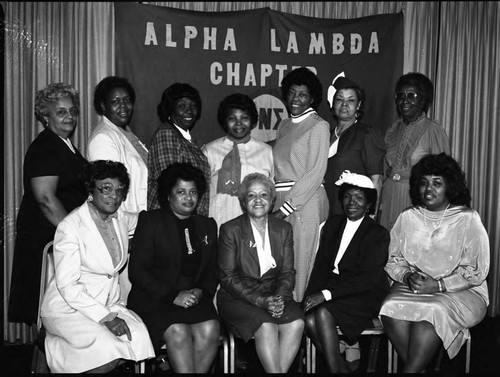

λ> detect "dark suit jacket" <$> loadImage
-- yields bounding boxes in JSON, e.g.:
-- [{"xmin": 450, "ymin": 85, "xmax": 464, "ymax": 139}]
[
  {"xmin": 217, "ymin": 214, "xmax": 295, "ymax": 306},
  {"xmin": 127, "ymin": 207, "xmax": 218, "ymax": 313},
  {"xmin": 305, "ymin": 214, "xmax": 390, "ymax": 304}
]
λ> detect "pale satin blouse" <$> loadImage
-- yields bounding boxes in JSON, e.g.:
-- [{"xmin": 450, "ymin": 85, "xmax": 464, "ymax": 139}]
[{"xmin": 385, "ymin": 205, "xmax": 489, "ymax": 304}]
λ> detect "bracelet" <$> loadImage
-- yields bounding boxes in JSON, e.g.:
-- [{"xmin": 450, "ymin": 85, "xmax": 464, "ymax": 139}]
[{"xmin": 437, "ymin": 279, "xmax": 444, "ymax": 292}]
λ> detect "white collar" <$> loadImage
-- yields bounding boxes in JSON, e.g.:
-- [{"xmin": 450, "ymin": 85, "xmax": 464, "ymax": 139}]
[
  {"xmin": 58, "ymin": 135, "xmax": 76, "ymax": 153},
  {"xmin": 173, "ymin": 123, "xmax": 192, "ymax": 141},
  {"xmin": 291, "ymin": 107, "xmax": 316, "ymax": 123}
]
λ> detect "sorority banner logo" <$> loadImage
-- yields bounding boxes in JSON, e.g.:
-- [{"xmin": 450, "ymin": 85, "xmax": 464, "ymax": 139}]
[{"xmin": 114, "ymin": 3, "xmax": 403, "ymax": 146}]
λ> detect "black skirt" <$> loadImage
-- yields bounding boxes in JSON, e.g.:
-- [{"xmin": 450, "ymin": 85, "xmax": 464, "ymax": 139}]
[{"xmin": 217, "ymin": 290, "xmax": 304, "ymax": 343}]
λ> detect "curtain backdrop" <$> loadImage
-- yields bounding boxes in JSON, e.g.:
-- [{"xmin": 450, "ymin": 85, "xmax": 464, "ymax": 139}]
[{"xmin": 3, "ymin": 2, "xmax": 499, "ymax": 345}]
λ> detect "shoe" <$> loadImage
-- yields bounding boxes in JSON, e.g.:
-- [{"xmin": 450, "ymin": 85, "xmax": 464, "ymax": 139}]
[{"xmin": 345, "ymin": 341, "xmax": 361, "ymax": 372}]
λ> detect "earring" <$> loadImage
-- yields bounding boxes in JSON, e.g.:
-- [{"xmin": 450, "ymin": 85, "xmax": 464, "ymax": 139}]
[{"xmin": 87, "ymin": 194, "xmax": 93, "ymax": 202}]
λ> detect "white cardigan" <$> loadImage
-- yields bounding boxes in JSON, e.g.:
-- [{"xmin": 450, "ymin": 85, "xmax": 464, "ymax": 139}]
[{"xmin": 87, "ymin": 116, "xmax": 148, "ymax": 213}]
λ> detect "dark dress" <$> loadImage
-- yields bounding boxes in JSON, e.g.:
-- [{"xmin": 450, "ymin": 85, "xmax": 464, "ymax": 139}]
[
  {"xmin": 324, "ymin": 121, "xmax": 385, "ymax": 216},
  {"xmin": 8, "ymin": 128, "xmax": 87, "ymax": 323},
  {"xmin": 304, "ymin": 215, "xmax": 390, "ymax": 344},
  {"xmin": 127, "ymin": 207, "xmax": 219, "ymax": 352},
  {"xmin": 217, "ymin": 215, "xmax": 304, "ymax": 342}
]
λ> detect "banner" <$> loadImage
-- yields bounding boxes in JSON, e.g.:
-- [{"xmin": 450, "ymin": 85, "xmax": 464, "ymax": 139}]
[{"xmin": 115, "ymin": 3, "xmax": 403, "ymax": 146}]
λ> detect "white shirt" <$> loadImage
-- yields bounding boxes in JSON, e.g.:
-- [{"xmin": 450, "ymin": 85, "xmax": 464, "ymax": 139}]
[
  {"xmin": 322, "ymin": 217, "xmax": 364, "ymax": 301},
  {"xmin": 250, "ymin": 222, "xmax": 276, "ymax": 276}
]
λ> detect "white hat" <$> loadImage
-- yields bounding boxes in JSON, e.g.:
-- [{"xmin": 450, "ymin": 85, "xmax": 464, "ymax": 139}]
[{"xmin": 335, "ymin": 170, "xmax": 374, "ymax": 189}]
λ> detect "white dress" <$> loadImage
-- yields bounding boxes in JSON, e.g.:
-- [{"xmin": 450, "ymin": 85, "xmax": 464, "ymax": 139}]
[
  {"xmin": 41, "ymin": 202, "xmax": 155, "ymax": 373},
  {"xmin": 379, "ymin": 205, "xmax": 489, "ymax": 358}
]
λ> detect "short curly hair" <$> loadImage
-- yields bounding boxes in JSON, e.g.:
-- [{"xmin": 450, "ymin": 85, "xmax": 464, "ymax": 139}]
[
  {"xmin": 395, "ymin": 72, "xmax": 434, "ymax": 113},
  {"xmin": 157, "ymin": 83, "xmax": 202, "ymax": 124},
  {"xmin": 157, "ymin": 162, "xmax": 207, "ymax": 210},
  {"xmin": 337, "ymin": 183, "xmax": 378, "ymax": 216},
  {"xmin": 217, "ymin": 93, "xmax": 258, "ymax": 132},
  {"xmin": 34, "ymin": 83, "xmax": 80, "ymax": 127},
  {"xmin": 281, "ymin": 67, "xmax": 323, "ymax": 110},
  {"xmin": 237, "ymin": 173, "xmax": 276, "ymax": 213},
  {"xmin": 409, "ymin": 153, "xmax": 471, "ymax": 207},
  {"xmin": 93, "ymin": 76, "xmax": 136, "ymax": 116},
  {"xmin": 83, "ymin": 160, "xmax": 130, "ymax": 200}
]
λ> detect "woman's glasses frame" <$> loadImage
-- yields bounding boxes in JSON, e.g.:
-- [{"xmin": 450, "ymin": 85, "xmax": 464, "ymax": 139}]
[
  {"xmin": 395, "ymin": 91, "xmax": 419, "ymax": 104},
  {"xmin": 95, "ymin": 183, "xmax": 126, "ymax": 198}
]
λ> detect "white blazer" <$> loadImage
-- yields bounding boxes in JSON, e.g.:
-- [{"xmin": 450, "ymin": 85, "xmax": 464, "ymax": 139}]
[
  {"xmin": 41, "ymin": 202, "xmax": 138, "ymax": 323},
  {"xmin": 87, "ymin": 116, "xmax": 148, "ymax": 213}
]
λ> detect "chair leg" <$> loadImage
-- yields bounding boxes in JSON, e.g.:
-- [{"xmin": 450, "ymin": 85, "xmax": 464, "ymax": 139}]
[
  {"xmin": 134, "ymin": 360, "xmax": 146, "ymax": 373},
  {"xmin": 366, "ymin": 337, "xmax": 381, "ymax": 373},
  {"xmin": 465, "ymin": 336, "xmax": 471, "ymax": 373},
  {"xmin": 223, "ymin": 335, "xmax": 229, "ymax": 373},
  {"xmin": 229, "ymin": 331, "xmax": 235, "ymax": 373}
]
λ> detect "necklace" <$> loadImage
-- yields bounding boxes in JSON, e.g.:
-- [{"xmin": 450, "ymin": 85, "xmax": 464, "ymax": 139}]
[
  {"xmin": 334, "ymin": 120, "xmax": 357, "ymax": 140},
  {"xmin": 423, "ymin": 203, "xmax": 450, "ymax": 230}
]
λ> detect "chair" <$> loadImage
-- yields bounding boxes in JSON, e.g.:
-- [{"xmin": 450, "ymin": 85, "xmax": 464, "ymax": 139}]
[
  {"xmin": 389, "ymin": 335, "xmax": 471, "ymax": 373},
  {"xmin": 305, "ymin": 317, "xmax": 394, "ymax": 373},
  {"xmin": 30, "ymin": 240, "xmax": 54, "ymax": 374},
  {"xmin": 30, "ymin": 240, "xmax": 148, "ymax": 374}
]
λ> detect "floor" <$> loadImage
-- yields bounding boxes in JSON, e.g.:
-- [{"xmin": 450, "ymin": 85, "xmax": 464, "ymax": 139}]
[{"xmin": 2, "ymin": 315, "xmax": 499, "ymax": 375}]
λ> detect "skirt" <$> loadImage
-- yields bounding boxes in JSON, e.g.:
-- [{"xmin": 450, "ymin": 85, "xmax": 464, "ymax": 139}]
[
  {"xmin": 42, "ymin": 305, "xmax": 155, "ymax": 373},
  {"xmin": 217, "ymin": 291, "xmax": 304, "ymax": 342},
  {"xmin": 379, "ymin": 282, "xmax": 487, "ymax": 358},
  {"xmin": 137, "ymin": 296, "xmax": 219, "ymax": 352}
]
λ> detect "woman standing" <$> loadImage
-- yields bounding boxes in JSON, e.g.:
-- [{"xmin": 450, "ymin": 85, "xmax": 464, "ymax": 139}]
[
  {"xmin": 128, "ymin": 163, "xmax": 220, "ymax": 373},
  {"xmin": 380, "ymin": 153, "xmax": 489, "ymax": 372},
  {"xmin": 217, "ymin": 173, "xmax": 305, "ymax": 373},
  {"xmin": 324, "ymin": 76, "xmax": 385, "ymax": 217},
  {"xmin": 303, "ymin": 171, "xmax": 390, "ymax": 373},
  {"xmin": 202, "ymin": 93, "xmax": 274, "ymax": 228},
  {"xmin": 272, "ymin": 67, "xmax": 330, "ymax": 301},
  {"xmin": 147, "ymin": 83, "xmax": 211, "ymax": 216},
  {"xmin": 8, "ymin": 83, "xmax": 87, "ymax": 325},
  {"xmin": 41, "ymin": 160, "xmax": 155, "ymax": 373},
  {"xmin": 379, "ymin": 72, "xmax": 450, "ymax": 230},
  {"xmin": 87, "ymin": 76, "xmax": 148, "ymax": 214}
]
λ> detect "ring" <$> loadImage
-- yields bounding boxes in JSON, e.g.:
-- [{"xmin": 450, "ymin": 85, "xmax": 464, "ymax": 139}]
[{"xmin": 414, "ymin": 290, "xmax": 418, "ymax": 294}]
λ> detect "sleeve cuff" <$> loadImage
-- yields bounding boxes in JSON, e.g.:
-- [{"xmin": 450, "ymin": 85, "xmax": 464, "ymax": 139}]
[
  {"xmin": 99, "ymin": 312, "xmax": 118, "ymax": 325},
  {"xmin": 280, "ymin": 201, "xmax": 296, "ymax": 216},
  {"xmin": 321, "ymin": 289, "xmax": 332, "ymax": 301}
]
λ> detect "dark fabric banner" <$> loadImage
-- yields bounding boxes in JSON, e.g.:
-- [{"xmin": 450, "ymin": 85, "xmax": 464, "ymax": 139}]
[{"xmin": 114, "ymin": 3, "xmax": 403, "ymax": 146}]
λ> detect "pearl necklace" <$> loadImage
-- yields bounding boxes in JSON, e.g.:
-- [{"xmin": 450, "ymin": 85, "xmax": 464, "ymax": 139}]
[
  {"xmin": 423, "ymin": 203, "xmax": 450, "ymax": 229},
  {"xmin": 334, "ymin": 120, "xmax": 357, "ymax": 140}
]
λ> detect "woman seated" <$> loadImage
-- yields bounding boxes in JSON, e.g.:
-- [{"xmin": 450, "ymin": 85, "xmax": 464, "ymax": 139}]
[
  {"xmin": 380, "ymin": 153, "xmax": 490, "ymax": 372},
  {"xmin": 303, "ymin": 171, "xmax": 390, "ymax": 373},
  {"xmin": 40, "ymin": 160, "xmax": 155, "ymax": 373},
  {"xmin": 127, "ymin": 162, "xmax": 220, "ymax": 373},
  {"xmin": 217, "ymin": 173, "xmax": 305, "ymax": 373}
]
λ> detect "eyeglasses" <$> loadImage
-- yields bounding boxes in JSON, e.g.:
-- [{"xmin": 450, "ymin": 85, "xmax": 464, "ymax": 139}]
[
  {"xmin": 395, "ymin": 91, "xmax": 419, "ymax": 104},
  {"xmin": 95, "ymin": 183, "xmax": 126, "ymax": 198},
  {"xmin": 55, "ymin": 108, "xmax": 79, "ymax": 118}
]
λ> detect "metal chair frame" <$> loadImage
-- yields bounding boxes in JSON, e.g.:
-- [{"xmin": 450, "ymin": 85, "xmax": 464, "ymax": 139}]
[
  {"xmin": 305, "ymin": 317, "xmax": 394, "ymax": 373},
  {"xmin": 30, "ymin": 240, "xmax": 54, "ymax": 374}
]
